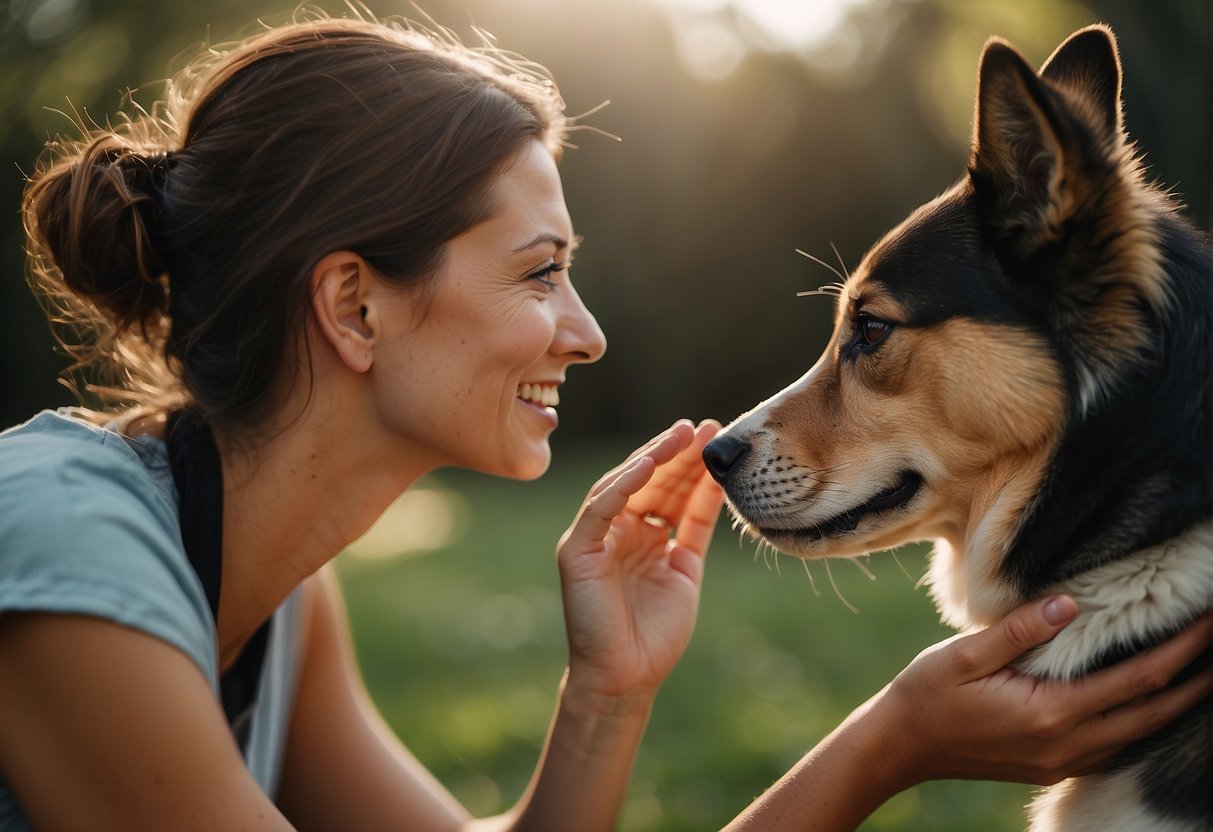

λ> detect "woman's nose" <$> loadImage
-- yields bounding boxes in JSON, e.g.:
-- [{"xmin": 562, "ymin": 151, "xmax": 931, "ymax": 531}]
[{"xmin": 554, "ymin": 282, "xmax": 607, "ymax": 364}]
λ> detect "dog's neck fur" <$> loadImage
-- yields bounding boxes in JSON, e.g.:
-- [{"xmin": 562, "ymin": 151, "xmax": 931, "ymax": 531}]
[{"xmin": 1017, "ymin": 520, "xmax": 1213, "ymax": 680}]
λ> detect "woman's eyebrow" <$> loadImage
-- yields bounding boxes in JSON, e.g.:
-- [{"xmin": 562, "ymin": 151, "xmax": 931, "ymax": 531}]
[{"xmin": 512, "ymin": 232, "xmax": 568, "ymax": 253}]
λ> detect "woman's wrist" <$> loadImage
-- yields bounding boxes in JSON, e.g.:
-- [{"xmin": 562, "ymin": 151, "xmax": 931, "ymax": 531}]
[
  {"xmin": 833, "ymin": 684, "xmax": 925, "ymax": 799},
  {"xmin": 510, "ymin": 670, "xmax": 655, "ymax": 832},
  {"xmin": 557, "ymin": 668, "xmax": 656, "ymax": 754},
  {"xmin": 724, "ymin": 685, "xmax": 919, "ymax": 832}
]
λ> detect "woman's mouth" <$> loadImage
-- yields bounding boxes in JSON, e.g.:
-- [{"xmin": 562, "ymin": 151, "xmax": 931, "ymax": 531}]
[{"xmin": 517, "ymin": 383, "xmax": 559, "ymax": 407}]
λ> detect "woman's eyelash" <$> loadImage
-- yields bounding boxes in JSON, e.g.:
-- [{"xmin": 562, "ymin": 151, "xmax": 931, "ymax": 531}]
[{"xmin": 528, "ymin": 260, "xmax": 570, "ymax": 287}]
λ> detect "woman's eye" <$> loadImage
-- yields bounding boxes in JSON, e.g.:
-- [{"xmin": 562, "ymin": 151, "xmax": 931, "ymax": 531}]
[
  {"xmin": 857, "ymin": 315, "xmax": 891, "ymax": 346},
  {"xmin": 527, "ymin": 260, "xmax": 569, "ymax": 289}
]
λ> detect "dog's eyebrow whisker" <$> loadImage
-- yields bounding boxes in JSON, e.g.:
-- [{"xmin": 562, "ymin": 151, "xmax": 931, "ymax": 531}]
[
  {"xmin": 830, "ymin": 241, "xmax": 851, "ymax": 280},
  {"xmin": 826, "ymin": 559, "xmax": 860, "ymax": 614},
  {"xmin": 795, "ymin": 286, "xmax": 843, "ymax": 298},
  {"xmin": 795, "ymin": 248, "xmax": 848, "ymax": 284}
]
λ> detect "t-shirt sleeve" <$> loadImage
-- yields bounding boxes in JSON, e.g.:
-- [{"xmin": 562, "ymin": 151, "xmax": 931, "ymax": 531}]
[{"xmin": 0, "ymin": 423, "xmax": 217, "ymax": 685}]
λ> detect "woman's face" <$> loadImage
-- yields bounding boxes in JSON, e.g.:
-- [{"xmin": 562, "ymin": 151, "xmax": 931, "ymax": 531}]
[{"xmin": 370, "ymin": 140, "xmax": 606, "ymax": 479}]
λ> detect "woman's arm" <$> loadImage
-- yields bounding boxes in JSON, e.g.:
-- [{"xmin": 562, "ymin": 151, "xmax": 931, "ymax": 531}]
[
  {"xmin": 276, "ymin": 419, "xmax": 724, "ymax": 831},
  {"xmin": 0, "ymin": 612, "xmax": 295, "ymax": 831},
  {"xmin": 513, "ymin": 419, "xmax": 725, "ymax": 829},
  {"xmin": 274, "ymin": 565, "xmax": 473, "ymax": 831},
  {"xmin": 724, "ymin": 598, "xmax": 1213, "ymax": 831},
  {"xmin": 276, "ymin": 564, "xmax": 662, "ymax": 832}
]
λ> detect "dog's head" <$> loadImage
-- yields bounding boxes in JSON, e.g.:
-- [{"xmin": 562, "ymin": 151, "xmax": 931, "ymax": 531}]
[{"xmin": 705, "ymin": 25, "xmax": 1176, "ymax": 624}]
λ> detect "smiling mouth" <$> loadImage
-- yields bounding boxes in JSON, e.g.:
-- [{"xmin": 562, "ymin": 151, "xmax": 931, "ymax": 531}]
[
  {"xmin": 517, "ymin": 383, "xmax": 559, "ymax": 407},
  {"xmin": 760, "ymin": 471, "xmax": 922, "ymax": 542}
]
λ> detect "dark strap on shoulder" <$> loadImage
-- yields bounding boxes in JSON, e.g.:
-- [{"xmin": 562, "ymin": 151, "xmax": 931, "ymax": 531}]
[
  {"xmin": 165, "ymin": 410, "xmax": 224, "ymax": 620},
  {"xmin": 165, "ymin": 409, "xmax": 270, "ymax": 751}
]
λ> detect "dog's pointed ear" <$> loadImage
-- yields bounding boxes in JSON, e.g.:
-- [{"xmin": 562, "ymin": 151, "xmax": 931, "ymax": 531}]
[
  {"xmin": 968, "ymin": 38, "xmax": 1083, "ymax": 258},
  {"xmin": 1039, "ymin": 24, "xmax": 1123, "ymax": 136}
]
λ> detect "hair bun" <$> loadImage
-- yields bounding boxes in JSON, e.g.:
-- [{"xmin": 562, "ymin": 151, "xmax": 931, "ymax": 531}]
[{"xmin": 25, "ymin": 134, "xmax": 172, "ymax": 333}]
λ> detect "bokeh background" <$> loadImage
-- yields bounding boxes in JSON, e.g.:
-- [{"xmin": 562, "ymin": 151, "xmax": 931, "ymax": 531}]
[{"xmin": 2, "ymin": 0, "xmax": 1210, "ymax": 829}]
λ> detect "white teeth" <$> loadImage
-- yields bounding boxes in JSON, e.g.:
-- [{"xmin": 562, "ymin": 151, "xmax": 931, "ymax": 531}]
[{"xmin": 517, "ymin": 384, "xmax": 559, "ymax": 407}]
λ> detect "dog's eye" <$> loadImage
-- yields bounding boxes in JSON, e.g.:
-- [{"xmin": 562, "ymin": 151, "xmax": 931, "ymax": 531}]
[{"xmin": 858, "ymin": 315, "xmax": 891, "ymax": 346}]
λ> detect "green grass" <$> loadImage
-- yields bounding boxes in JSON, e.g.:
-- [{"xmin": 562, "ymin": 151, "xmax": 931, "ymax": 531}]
[{"xmin": 335, "ymin": 442, "xmax": 1034, "ymax": 831}]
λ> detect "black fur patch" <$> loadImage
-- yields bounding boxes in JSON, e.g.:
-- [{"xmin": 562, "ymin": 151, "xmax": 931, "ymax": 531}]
[{"xmin": 862, "ymin": 188, "xmax": 1040, "ymax": 330}]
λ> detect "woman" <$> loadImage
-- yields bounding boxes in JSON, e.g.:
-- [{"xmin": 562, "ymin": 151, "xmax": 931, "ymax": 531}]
[{"xmin": 1, "ymin": 14, "xmax": 1208, "ymax": 832}]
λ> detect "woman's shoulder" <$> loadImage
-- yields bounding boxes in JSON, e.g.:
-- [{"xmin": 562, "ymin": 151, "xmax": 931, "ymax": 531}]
[
  {"xmin": 2, "ymin": 407, "xmax": 155, "ymax": 468},
  {"xmin": 1, "ymin": 407, "xmax": 173, "ymax": 500},
  {"xmin": 0, "ymin": 409, "xmax": 216, "ymax": 679}
]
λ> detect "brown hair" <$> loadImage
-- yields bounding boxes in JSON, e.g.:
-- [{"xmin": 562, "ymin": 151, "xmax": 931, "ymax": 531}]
[{"xmin": 22, "ymin": 13, "xmax": 569, "ymax": 437}]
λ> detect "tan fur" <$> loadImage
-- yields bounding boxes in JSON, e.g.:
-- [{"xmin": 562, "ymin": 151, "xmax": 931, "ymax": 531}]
[
  {"xmin": 728, "ymin": 264, "xmax": 1066, "ymax": 598},
  {"xmin": 972, "ymin": 41, "xmax": 1168, "ymax": 415}
]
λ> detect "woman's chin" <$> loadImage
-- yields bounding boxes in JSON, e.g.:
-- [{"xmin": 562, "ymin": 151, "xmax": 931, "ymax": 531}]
[
  {"xmin": 514, "ymin": 453, "xmax": 552, "ymax": 481},
  {"xmin": 495, "ymin": 444, "xmax": 552, "ymax": 481}
]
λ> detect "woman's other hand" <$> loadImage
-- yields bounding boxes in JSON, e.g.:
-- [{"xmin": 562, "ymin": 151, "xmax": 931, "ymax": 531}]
[
  {"xmin": 877, "ymin": 597, "xmax": 1213, "ymax": 787},
  {"xmin": 725, "ymin": 597, "xmax": 1212, "ymax": 832},
  {"xmin": 556, "ymin": 419, "xmax": 724, "ymax": 702}
]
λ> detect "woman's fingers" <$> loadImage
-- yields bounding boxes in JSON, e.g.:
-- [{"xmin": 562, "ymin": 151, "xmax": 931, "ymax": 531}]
[
  {"xmin": 673, "ymin": 471, "xmax": 724, "ymax": 557},
  {"xmin": 587, "ymin": 421, "xmax": 694, "ymax": 500},
  {"xmin": 1076, "ymin": 667, "xmax": 1213, "ymax": 764},
  {"xmin": 629, "ymin": 421, "xmax": 720, "ymax": 524},
  {"xmin": 562, "ymin": 456, "xmax": 657, "ymax": 555},
  {"xmin": 663, "ymin": 472, "xmax": 724, "ymax": 585},
  {"xmin": 952, "ymin": 595, "xmax": 1079, "ymax": 682},
  {"xmin": 1068, "ymin": 612, "xmax": 1213, "ymax": 718},
  {"xmin": 562, "ymin": 418, "xmax": 723, "ymax": 567}
]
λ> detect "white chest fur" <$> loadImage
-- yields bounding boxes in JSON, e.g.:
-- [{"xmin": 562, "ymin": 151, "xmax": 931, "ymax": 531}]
[{"xmin": 1017, "ymin": 521, "xmax": 1213, "ymax": 681}]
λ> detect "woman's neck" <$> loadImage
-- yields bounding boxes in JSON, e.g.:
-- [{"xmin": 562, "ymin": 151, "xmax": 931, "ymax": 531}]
[{"xmin": 211, "ymin": 395, "xmax": 432, "ymax": 670}]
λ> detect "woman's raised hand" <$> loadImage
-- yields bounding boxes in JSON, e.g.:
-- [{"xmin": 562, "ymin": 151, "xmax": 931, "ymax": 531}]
[{"xmin": 556, "ymin": 419, "xmax": 724, "ymax": 702}]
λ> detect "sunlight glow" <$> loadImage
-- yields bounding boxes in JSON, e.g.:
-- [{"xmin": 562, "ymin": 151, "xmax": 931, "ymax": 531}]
[
  {"xmin": 665, "ymin": 0, "xmax": 878, "ymax": 48},
  {"xmin": 657, "ymin": 0, "xmax": 885, "ymax": 80},
  {"xmin": 346, "ymin": 486, "xmax": 468, "ymax": 561}
]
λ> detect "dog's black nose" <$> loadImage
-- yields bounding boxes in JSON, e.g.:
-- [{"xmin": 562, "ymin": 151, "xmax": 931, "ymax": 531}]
[{"xmin": 703, "ymin": 435, "xmax": 750, "ymax": 484}]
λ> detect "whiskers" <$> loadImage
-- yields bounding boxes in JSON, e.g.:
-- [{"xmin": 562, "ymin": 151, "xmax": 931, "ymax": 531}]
[
  {"xmin": 795, "ymin": 242, "xmax": 851, "ymax": 298},
  {"xmin": 824, "ymin": 560, "xmax": 859, "ymax": 614},
  {"xmin": 796, "ymin": 283, "xmax": 846, "ymax": 299},
  {"xmin": 741, "ymin": 536, "xmax": 873, "ymax": 615},
  {"xmin": 889, "ymin": 548, "xmax": 925, "ymax": 587}
]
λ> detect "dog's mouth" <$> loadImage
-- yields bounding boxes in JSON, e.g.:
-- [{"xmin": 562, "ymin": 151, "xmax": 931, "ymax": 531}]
[{"xmin": 759, "ymin": 471, "xmax": 923, "ymax": 543}]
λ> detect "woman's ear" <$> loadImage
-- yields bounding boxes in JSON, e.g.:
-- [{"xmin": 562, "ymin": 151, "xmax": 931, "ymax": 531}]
[{"xmin": 311, "ymin": 251, "xmax": 376, "ymax": 373}]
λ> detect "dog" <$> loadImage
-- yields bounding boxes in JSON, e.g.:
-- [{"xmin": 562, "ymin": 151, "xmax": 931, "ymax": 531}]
[{"xmin": 702, "ymin": 25, "xmax": 1212, "ymax": 832}]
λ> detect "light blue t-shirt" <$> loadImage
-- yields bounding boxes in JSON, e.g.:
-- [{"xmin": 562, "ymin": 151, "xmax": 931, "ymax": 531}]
[{"xmin": 0, "ymin": 410, "xmax": 303, "ymax": 829}]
